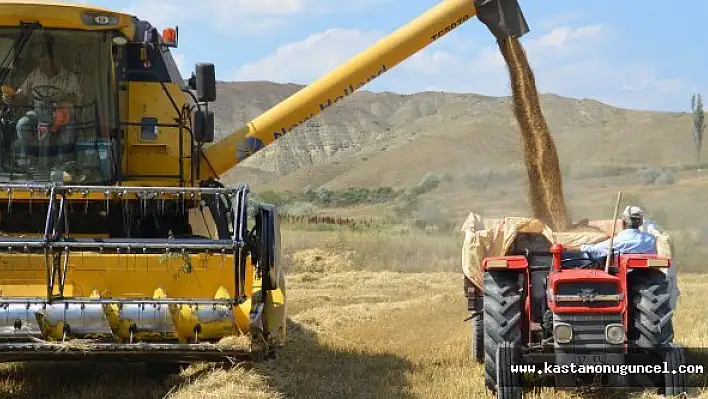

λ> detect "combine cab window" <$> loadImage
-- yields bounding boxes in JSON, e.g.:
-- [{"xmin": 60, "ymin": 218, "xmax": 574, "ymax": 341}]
[{"xmin": 0, "ymin": 27, "xmax": 116, "ymax": 183}]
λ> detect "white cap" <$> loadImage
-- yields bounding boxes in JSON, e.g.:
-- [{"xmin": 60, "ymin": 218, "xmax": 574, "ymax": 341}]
[{"xmin": 622, "ymin": 205, "xmax": 643, "ymax": 218}]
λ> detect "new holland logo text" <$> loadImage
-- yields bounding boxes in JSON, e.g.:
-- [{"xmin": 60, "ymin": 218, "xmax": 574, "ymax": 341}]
[{"xmin": 272, "ymin": 64, "xmax": 388, "ymax": 140}]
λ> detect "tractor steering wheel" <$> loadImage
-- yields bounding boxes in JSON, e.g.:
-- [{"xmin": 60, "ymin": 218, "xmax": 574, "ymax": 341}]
[
  {"xmin": 560, "ymin": 257, "xmax": 599, "ymax": 269},
  {"xmin": 31, "ymin": 84, "xmax": 64, "ymax": 103}
]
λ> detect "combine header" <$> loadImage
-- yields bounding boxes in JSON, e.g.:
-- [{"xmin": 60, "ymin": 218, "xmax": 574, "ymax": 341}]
[{"xmin": 0, "ymin": 182, "xmax": 280, "ymax": 363}]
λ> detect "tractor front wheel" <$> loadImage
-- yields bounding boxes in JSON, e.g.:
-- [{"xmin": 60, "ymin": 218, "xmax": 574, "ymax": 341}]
[{"xmin": 482, "ymin": 271, "xmax": 523, "ymax": 393}]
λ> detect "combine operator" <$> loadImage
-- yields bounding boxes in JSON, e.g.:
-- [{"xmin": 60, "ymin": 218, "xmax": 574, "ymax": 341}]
[{"xmin": 1, "ymin": 37, "xmax": 83, "ymax": 180}]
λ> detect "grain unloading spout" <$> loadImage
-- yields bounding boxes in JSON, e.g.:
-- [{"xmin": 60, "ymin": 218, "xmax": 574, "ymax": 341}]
[{"xmin": 473, "ymin": 0, "xmax": 529, "ymax": 40}]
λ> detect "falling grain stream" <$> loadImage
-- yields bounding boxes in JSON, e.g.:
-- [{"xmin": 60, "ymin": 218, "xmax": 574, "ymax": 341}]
[{"xmin": 498, "ymin": 37, "xmax": 571, "ymax": 231}]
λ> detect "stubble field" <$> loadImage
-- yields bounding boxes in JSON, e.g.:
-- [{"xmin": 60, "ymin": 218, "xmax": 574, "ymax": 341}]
[{"xmin": 0, "ymin": 224, "xmax": 704, "ymax": 399}]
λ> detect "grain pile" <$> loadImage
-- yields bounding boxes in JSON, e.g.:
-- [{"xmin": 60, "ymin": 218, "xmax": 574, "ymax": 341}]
[{"xmin": 497, "ymin": 36, "xmax": 571, "ymax": 231}]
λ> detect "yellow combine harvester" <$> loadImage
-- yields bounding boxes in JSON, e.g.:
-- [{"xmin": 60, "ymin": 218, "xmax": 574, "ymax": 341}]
[{"xmin": 0, "ymin": 0, "xmax": 527, "ymax": 366}]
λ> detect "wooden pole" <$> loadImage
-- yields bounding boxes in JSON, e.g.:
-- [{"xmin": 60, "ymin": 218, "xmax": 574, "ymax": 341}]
[{"xmin": 604, "ymin": 191, "xmax": 623, "ymax": 273}]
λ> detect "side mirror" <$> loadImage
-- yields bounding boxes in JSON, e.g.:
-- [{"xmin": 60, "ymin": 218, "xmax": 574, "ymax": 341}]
[
  {"xmin": 192, "ymin": 109, "xmax": 215, "ymax": 143},
  {"xmin": 195, "ymin": 62, "xmax": 216, "ymax": 102},
  {"xmin": 256, "ymin": 204, "xmax": 280, "ymax": 291},
  {"xmin": 187, "ymin": 72, "xmax": 196, "ymax": 90}
]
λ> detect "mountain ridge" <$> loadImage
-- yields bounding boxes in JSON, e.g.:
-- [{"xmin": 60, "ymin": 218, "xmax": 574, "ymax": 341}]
[{"xmin": 208, "ymin": 81, "xmax": 692, "ymax": 192}]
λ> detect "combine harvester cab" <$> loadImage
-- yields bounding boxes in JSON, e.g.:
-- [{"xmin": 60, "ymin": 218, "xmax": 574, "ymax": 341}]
[
  {"xmin": 0, "ymin": 2, "xmax": 285, "ymax": 366},
  {"xmin": 461, "ymin": 215, "xmax": 686, "ymax": 398}
]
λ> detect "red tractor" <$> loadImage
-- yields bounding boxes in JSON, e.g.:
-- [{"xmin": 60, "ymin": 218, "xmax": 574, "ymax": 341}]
[{"xmin": 465, "ymin": 231, "xmax": 686, "ymax": 398}]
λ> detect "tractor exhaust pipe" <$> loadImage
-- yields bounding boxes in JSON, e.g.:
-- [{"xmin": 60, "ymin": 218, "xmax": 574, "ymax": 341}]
[{"xmin": 473, "ymin": 0, "xmax": 530, "ymax": 40}]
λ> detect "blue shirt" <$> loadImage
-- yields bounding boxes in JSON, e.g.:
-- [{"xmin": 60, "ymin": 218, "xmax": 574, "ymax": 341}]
[{"xmin": 580, "ymin": 228, "xmax": 657, "ymax": 259}]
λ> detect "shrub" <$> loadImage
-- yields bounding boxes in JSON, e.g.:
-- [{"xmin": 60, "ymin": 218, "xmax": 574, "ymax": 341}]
[
  {"xmin": 636, "ymin": 168, "xmax": 677, "ymax": 186},
  {"xmin": 637, "ymin": 168, "xmax": 658, "ymax": 185},
  {"xmin": 254, "ymin": 190, "xmax": 284, "ymax": 206},
  {"xmin": 463, "ymin": 166, "xmax": 523, "ymax": 190},
  {"xmin": 654, "ymin": 170, "xmax": 676, "ymax": 185},
  {"xmin": 571, "ymin": 165, "xmax": 633, "ymax": 180},
  {"xmin": 316, "ymin": 186, "xmax": 331, "ymax": 204},
  {"xmin": 411, "ymin": 201, "xmax": 452, "ymax": 230}
]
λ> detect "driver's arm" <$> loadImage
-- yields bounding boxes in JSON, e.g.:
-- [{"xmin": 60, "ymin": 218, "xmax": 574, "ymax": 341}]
[
  {"xmin": 61, "ymin": 73, "xmax": 82, "ymax": 104},
  {"xmin": 61, "ymin": 90, "xmax": 78, "ymax": 104},
  {"xmin": 579, "ymin": 238, "xmax": 611, "ymax": 260},
  {"xmin": 8, "ymin": 71, "xmax": 35, "ymax": 104}
]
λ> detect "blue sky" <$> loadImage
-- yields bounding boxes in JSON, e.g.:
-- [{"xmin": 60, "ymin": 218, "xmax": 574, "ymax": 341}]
[{"xmin": 72, "ymin": 0, "xmax": 705, "ymax": 112}]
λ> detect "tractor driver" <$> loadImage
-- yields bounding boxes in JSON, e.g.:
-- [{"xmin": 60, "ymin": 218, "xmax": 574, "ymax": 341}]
[
  {"xmin": 567, "ymin": 205, "xmax": 680, "ymax": 310},
  {"xmin": 1, "ymin": 42, "xmax": 83, "ymax": 178},
  {"xmin": 567, "ymin": 205, "xmax": 657, "ymax": 258}
]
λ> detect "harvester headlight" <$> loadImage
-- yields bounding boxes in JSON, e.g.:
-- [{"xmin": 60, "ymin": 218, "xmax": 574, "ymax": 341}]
[
  {"xmin": 553, "ymin": 322, "xmax": 573, "ymax": 344},
  {"xmin": 605, "ymin": 324, "xmax": 625, "ymax": 344},
  {"xmin": 81, "ymin": 12, "xmax": 119, "ymax": 26},
  {"xmin": 112, "ymin": 36, "xmax": 128, "ymax": 46}
]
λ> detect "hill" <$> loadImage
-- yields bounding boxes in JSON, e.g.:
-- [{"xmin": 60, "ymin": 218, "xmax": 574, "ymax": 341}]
[
  {"xmin": 210, "ymin": 81, "xmax": 692, "ymax": 189},
  {"xmin": 206, "ymin": 81, "xmax": 708, "ymax": 235}
]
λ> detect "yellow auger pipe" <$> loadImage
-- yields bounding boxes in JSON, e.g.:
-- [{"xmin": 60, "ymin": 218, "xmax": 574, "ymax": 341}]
[{"xmin": 199, "ymin": 0, "xmax": 529, "ymax": 179}]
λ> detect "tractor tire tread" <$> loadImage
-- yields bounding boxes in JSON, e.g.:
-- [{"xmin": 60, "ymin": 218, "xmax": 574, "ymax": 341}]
[
  {"xmin": 483, "ymin": 271, "xmax": 522, "ymax": 392},
  {"xmin": 471, "ymin": 313, "xmax": 484, "ymax": 363},
  {"xmin": 628, "ymin": 269, "xmax": 674, "ymax": 348}
]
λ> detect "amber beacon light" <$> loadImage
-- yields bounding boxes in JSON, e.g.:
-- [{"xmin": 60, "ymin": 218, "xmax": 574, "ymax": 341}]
[{"xmin": 162, "ymin": 27, "xmax": 178, "ymax": 48}]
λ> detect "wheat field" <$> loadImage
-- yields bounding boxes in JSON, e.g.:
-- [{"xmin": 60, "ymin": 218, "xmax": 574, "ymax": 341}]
[{"xmin": 0, "ymin": 224, "xmax": 704, "ymax": 398}]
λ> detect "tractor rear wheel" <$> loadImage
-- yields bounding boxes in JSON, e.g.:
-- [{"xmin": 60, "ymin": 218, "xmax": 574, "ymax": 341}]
[
  {"xmin": 495, "ymin": 341, "xmax": 522, "ymax": 399},
  {"xmin": 628, "ymin": 268, "xmax": 676, "ymax": 389},
  {"xmin": 627, "ymin": 269, "xmax": 674, "ymax": 348},
  {"xmin": 470, "ymin": 313, "xmax": 484, "ymax": 363},
  {"xmin": 628, "ymin": 269, "xmax": 674, "ymax": 348},
  {"xmin": 483, "ymin": 271, "xmax": 523, "ymax": 392},
  {"xmin": 660, "ymin": 343, "xmax": 687, "ymax": 396}
]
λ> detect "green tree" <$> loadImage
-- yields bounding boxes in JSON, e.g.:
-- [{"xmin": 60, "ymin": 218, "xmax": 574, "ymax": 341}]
[
  {"xmin": 691, "ymin": 93, "xmax": 705, "ymax": 170},
  {"xmin": 256, "ymin": 190, "xmax": 283, "ymax": 206}
]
